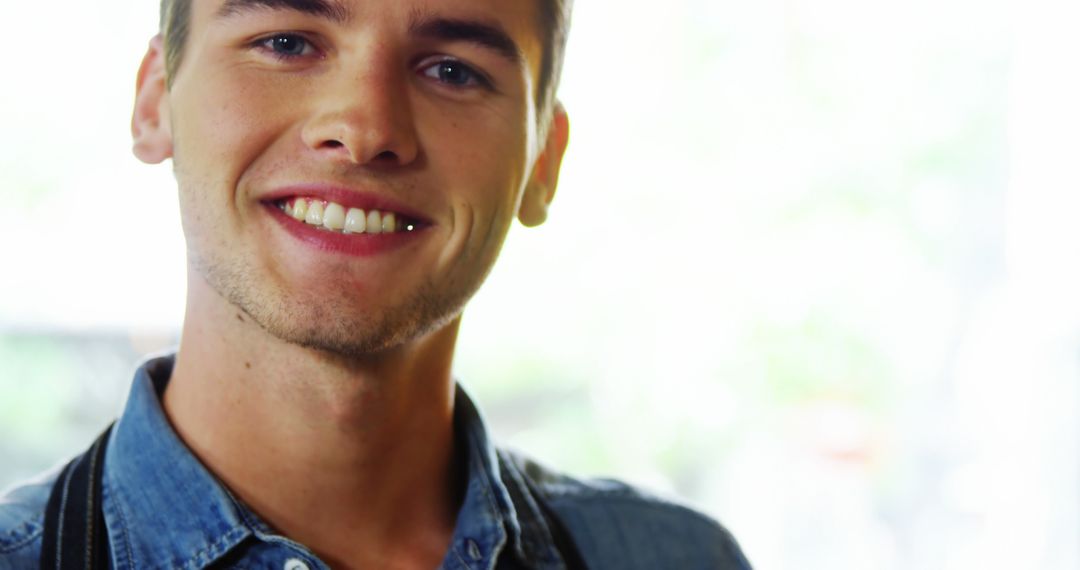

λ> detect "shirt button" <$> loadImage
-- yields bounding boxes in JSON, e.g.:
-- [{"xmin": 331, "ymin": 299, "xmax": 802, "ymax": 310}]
[
  {"xmin": 284, "ymin": 558, "xmax": 311, "ymax": 570},
  {"xmin": 466, "ymin": 538, "xmax": 483, "ymax": 561}
]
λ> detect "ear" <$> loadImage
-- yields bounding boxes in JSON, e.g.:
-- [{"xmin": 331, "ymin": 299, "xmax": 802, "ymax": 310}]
[
  {"xmin": 132, "ymin": 35, "xmax": 173, "ymax": 164},
  {"xmin": 518, "ymin": 103, "xmax": 570, "ymax": 227}
]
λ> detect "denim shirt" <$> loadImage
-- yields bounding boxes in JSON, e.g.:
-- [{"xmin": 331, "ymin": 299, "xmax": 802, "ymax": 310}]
[{"xmin": 0, "ymin": 355, "xmax": 751, "ymax": 569}]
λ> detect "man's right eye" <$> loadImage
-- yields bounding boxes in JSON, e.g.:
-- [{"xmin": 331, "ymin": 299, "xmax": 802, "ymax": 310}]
[{"xmin": 256, "ymin": 34, "xmax": 316, "ymax": 59}]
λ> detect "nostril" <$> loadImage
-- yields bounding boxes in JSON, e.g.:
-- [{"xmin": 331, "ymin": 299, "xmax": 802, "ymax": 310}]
[
  {"xmin": 374, "ymin": 150, "xmax": 398, "ymax": 162},
  {"xmin": 323, "ymin": 140, "xmax": 345, "ymax": 149}
]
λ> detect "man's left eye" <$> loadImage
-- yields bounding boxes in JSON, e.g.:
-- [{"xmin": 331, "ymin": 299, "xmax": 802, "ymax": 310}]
[
  {"xmin": 421, "ymin": 60, "xmax": 488, "ymax": 88},
  {"xmin": 258, "ymin": 34, "xmax": 316, "ymax": 58}
]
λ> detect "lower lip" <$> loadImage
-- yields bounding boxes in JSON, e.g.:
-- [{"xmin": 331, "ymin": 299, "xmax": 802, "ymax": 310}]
[{"xmin": 264, "ymin": 202, "xmax": 427, "ymax": 257}]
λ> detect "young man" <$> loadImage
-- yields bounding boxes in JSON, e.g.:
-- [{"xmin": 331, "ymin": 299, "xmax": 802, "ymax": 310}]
[{"xmin": 0, "ymin": 0, "xmax": 751, "ymax": 567}]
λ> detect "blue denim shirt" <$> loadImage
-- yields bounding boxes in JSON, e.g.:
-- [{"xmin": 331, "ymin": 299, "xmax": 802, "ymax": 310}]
[{"xmin": 0, "ymin": 355, "xmax": 751, "ymax": 569}]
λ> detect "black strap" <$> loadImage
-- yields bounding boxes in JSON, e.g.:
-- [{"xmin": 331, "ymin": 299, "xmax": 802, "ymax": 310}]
[
  {"xmin": 40, "ymin": 425, "xmax": 581, "ymax": 570},
  {"xmin": 41, "ymin": 425, "xmax": 115, "ymax": 570},
  {"xmin": 519, "ymin": 474, "xmax": 589, "ymax": 570},
  {"xmin": 498, "ymin": 454, "xmax": 589, "ymax": 570}
]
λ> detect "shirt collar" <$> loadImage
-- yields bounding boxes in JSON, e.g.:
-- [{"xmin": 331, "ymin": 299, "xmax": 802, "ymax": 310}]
[
  {"xmin": 102, "ymin": 354, "xmax": 567, "ymax": 570},
  {"xmin": 104, "ymin": 353, "xmax": 253, "ymax": 568},
  {"xmin": 452, "ymin": 390, "xmax": 568, "ymax": 570}
]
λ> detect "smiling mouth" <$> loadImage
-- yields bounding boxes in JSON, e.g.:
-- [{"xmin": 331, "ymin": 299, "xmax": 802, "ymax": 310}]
[{"xmin": 276, "ymin": 197, "xmax": 422, "ymax": 235}]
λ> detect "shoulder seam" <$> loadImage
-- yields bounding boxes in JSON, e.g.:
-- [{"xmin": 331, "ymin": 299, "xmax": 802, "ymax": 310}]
[
  {"xmin": 0, "ymin": 517, "xmax": 43, "ymax": 554},
  {"xmin": 545, "ymin": 493, "xmax": 751, "ymax": 569},
  {"xmin": 498, "ymin": 448, "xmax": 753, "ymax": 569},
  {"xmin": 499, "ymin": 449, "xmax": 723, "ymax": 527},
  {"xmin": 547, "ymin": 491, "xmax": 725, "ymax": 527}
]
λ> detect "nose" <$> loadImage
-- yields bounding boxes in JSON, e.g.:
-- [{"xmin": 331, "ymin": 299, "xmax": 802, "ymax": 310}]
[{"xmin": 301, "ymin": 63, "xmax": 420, "ymax": 167}]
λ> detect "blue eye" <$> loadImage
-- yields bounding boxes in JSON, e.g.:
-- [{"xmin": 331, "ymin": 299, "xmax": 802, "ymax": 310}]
[
  {"xmin": 261, "ymin": 34, "xmax": 313, "ymax": 58},
  {"xmin": 422, "ymin": 60, "xmax": 488, "ymax": 88}
]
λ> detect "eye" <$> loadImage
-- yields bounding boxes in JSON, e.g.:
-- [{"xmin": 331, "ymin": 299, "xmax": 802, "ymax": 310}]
[
  {"xmin": 257, "ymin": 33, "xmax": 317, "ymax": 59},
  {"xmin": 420, "ymin": 59, "xmax": 489, "ymax": 89}
]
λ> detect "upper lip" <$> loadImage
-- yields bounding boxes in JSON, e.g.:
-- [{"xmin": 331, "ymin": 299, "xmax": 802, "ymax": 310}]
[{"xmin": 260, "ymin": 183, "xmax": 434, "ymax": 224}]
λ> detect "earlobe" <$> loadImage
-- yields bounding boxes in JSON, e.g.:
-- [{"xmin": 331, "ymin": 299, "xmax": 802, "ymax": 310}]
[
  {"xmin": 132, "ymin": 35, "xmax": 173, "ymax": 164},
  {"xmin": 518, "ymin": 104, "xmax": 570, "ymax": 228}
]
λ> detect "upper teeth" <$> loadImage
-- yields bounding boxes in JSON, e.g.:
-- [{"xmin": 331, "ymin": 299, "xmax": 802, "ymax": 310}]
[{"xmin": 282, "ymin": 198, "xmax": 415, "ymax": 234}]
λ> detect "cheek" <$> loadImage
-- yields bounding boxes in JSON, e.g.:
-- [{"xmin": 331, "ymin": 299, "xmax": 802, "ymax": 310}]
[
  {"xmin": 171, "ymin": 66, "xmax": 297, "ymax": 194},
  {"xmin": 425, "ymin": 115, "xmax": 531, "ymax": 277},
  {"xmin": 429, "ymin": 107, "xmax": 530, "ymax": 208},
  {"xmin": 170, "ymin": 66, "xmax": 304, "ymax": 261}
]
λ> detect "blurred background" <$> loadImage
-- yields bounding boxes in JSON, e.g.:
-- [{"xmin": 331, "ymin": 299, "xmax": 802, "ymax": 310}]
[{"xmin": 2, "ymin": 0, "xmax": 1078, "ymax": 567}]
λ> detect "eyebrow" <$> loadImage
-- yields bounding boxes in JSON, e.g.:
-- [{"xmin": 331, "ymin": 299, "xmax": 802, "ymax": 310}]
[
  {"xmin": 216, "ymin": 0, "xmax": 351, "ymax": 23},
  {"xmin": 407, "ymin": 12, "xmax": 524, "ymax": 66}
]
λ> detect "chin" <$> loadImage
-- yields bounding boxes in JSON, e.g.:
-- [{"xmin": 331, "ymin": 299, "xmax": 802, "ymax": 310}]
[
  {"xmin": 191, "ymin": 243, "xmax": 482, "ymax": 358},
  {"xmin": 263, "ymin": 308, "xmax": 447, "ymax": 358},
  {"xmin": 216, "ymin": 273, "xmax": 467, "ymax": 359}
]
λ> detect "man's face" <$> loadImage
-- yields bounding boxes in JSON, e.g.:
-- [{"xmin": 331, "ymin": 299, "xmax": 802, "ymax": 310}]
[{"xmin": 133, "ymin": 0, "xmax": 566, "ymax": 355}]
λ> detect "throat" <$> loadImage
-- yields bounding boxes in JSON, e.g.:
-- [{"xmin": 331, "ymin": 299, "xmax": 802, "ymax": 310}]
[
  {"xmin": 164, "ymin": 357, "xmax": 461, "ymax": 565},
  {"xmin": 163, "ymin": 279, "xmax": 465, "ymax": 565}
]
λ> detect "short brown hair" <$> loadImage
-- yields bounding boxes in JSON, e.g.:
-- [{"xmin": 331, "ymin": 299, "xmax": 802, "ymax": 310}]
[{"xmin": 159, "ymin": 0, "xmax": 572, "ymax": 125}]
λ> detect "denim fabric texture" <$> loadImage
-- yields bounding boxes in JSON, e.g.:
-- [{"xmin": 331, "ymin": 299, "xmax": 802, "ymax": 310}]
[{"xmin": 0, "ymin": 354, "xmax": 751, "ymax": 569}]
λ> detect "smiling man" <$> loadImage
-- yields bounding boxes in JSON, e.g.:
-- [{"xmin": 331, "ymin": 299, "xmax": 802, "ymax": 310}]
[{"xmin": 0, "ymin": 0, "xmax": 750, "ymax": 568}]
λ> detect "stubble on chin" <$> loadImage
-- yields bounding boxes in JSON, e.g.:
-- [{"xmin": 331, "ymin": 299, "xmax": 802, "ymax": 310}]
[{"xmin": 190, "ymin": 251, "xmax": 470, "ymax": 359}]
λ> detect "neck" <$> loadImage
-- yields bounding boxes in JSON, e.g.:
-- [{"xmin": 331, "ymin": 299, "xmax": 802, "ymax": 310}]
[{"xmin": 163, "ymin": 276, "xmax": 462, "ymax": 569}]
